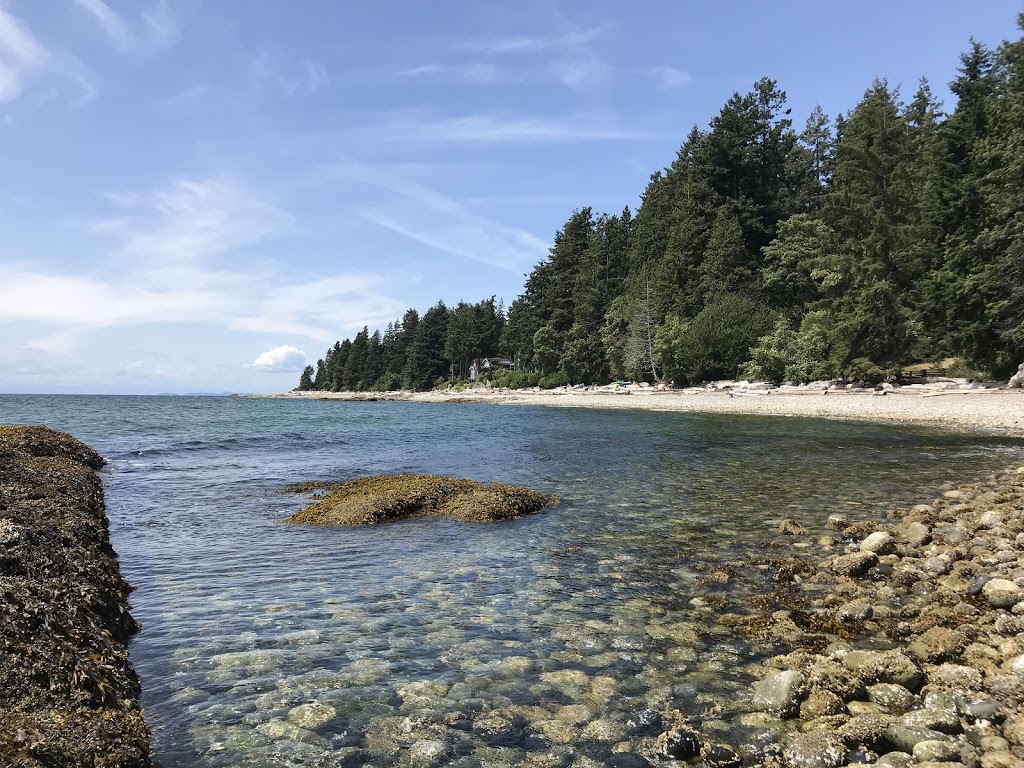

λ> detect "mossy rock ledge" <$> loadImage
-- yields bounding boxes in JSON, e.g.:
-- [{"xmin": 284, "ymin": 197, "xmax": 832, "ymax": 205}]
[
  {"xmin": 283, "ymin": 474, "xmax": 559, "ymax": 525},
  {"xmin": 0, "ymin": 425, "xmax": 153, "ymax": 768}
]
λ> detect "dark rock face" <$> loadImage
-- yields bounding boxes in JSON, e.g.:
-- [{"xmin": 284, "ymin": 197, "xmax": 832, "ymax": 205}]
[
  {"xmin": 0, "ymin": 425, "xmax": 153, "ymax": 767},
  {"xmin": 283, "ymin": 474, "xmax": 559, "ymax": 525}
]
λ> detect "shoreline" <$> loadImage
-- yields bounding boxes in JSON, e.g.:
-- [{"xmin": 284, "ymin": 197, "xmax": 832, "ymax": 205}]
[{"xmin": 258, "ymin": 386, "xmax": 1024, "ymax": 436}]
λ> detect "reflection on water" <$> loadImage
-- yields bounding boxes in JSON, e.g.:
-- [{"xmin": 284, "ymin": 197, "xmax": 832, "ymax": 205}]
[{"xmin": 1, "ymin": 395, "xmax": 1021, "ymax": 766}]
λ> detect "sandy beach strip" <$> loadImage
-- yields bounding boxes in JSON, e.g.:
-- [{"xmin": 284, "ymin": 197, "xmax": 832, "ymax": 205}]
[{"xmin": 262, "ymin": 387, "xmax": 1024, "ymax": 435}]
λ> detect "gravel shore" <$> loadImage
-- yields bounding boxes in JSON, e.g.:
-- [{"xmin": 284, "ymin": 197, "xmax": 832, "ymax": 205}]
[{"xmin": 266, "ymin": 387, "xmax": 1024, "ymax": 436}]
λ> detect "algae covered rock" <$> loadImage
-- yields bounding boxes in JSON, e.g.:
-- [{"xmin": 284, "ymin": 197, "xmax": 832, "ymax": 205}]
[{"xmin": 283, "ymin": 474, "xmax": 559, "ymax": 525}]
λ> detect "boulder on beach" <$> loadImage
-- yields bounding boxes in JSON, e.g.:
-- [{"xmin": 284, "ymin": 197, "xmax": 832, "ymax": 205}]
[{"xmin": 282, "ymin": 474, "xmax": 559, "ymax": 525}]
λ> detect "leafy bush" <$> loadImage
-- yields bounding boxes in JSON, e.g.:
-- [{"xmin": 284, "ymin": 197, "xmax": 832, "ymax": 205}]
[
  {"xmin": 656, "ymin": 294, "xmax": 777, "ymax": 384},
  {"xmin": 739, "ymin": 319, "xmax": 800, "ymax": 384},
  {"xmin": 538, "ymin": 370, "xmax": 569, "ymax": 389},
  {"xmin": 487, "ymin": 369, "xmax": 540, "ymax": 389}
]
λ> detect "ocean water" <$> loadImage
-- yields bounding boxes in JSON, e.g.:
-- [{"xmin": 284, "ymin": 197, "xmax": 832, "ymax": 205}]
[{"xmin": 2, "ymin": 394, "xmax": 1022, "ymax": 767}]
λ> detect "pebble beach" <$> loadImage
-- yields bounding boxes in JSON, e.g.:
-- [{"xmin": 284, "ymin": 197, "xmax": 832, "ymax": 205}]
[{"xmin": 266, "ymin": 383, "xmax": 1024, "ymax": 436}]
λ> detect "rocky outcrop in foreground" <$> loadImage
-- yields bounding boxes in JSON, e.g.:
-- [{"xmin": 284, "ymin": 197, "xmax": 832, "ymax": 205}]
[
  {"xmin": 283, "ymin": 474, "xmax": 559, "ymax": 525},
  {"xmin": 654, "ymin": 463, "xmax": 1024, "ymax": 767},
  {"xmin": 0, "ymin": 426, "xmax": 153, "ymax": 768}
]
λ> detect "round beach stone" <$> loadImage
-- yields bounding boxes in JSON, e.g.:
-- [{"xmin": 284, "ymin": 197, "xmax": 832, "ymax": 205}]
[
  {"xmin": 912, "ymin": 738, "xmax": 960, "ymax": 762},
  {"xmin": 884, "ymin": 725, "xmax": 950, "ymax": 753},
  {"xmin": 783, "ymin": 731, "xmax": 846, "ymax": 768},
  {"xmin": 751, "ymin": 670, "xmax": 804, "ymax": 717},
  {"xmin": 875, "ymin": 752, "xmax": 913, "ymax": 768},
  {"xmin": 860, "ymin": 531, "xmax": 895, "ymax": 554},
  {"xmin": 982, "ymin": 579, "xmax": 1020, "ymax": 609},
  {"xmin": 800, "ymin": 689, "xmax": 845, "ymax": 719},
  {"xmin": 956, "ymin": 696, "xmax": 1001, "ymax": 723},
  {"xmin": 867, "ymin": 683, "xmax": 916, "ymax": 712},
  {"xmin": 605, "ymin": 753, "xmax": 650, "ymax": 768},
  {"xmin": 287, "ymin": 702, "xmax": 336, "ymax": 731},
  {"xmin": 829, "ymin": 551, "xmax": 878, "ymax": 577},
  {"xmin": 405, "ymin": 739, "xmax": 451, "ymax": 768},
  {"xmin": 901, "ymin": 708, "xmax": 961, "ymax": 734}
]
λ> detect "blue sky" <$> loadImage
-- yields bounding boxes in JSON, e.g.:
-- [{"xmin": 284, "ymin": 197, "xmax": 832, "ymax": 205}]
[{"xmin": 1, "ymin": 1, "xmax": 1021, "ymax": 394}]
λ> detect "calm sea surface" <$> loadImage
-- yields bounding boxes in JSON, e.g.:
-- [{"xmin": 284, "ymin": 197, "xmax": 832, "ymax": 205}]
[{"xmin": 2, "ymin": 394, "xmax": 1022, "ymax": 766}]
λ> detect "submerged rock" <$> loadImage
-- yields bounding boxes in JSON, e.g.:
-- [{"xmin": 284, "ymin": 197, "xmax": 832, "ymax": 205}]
[{"xmin": 283, "ymin": 474, "xmax": 559, "ymax": 525}]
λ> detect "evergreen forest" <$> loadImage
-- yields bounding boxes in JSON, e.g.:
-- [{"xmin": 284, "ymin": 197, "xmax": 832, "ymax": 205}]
[{"xmin": 298, "ymin": 17, "xmax": 1024, "ymax": 393}]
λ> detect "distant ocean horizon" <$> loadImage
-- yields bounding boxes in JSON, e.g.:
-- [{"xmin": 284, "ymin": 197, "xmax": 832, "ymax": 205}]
[{"xmin": 3, "ymin": 393, "xmax": 1022, "ymax": 767}]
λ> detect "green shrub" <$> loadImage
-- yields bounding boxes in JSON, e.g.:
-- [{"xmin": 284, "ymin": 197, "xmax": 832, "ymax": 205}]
[
  {"xmin": 656, "ymin": 294, "xmax": 777, "ymax": 384},
  {"xmin": 538, "ymin": 370, "xmax": 569, "ymax": 389}
]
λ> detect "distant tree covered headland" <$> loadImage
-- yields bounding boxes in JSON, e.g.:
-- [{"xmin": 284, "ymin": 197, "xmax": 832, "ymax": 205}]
[{"xmin": 299, "ymin": 17, "xmax": 1024, "ymax": 393}]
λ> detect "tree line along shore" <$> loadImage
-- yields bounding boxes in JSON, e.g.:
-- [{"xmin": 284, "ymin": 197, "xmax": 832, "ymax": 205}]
[{"xmin": 297, "ymin": 14, "xmax": 1024, "ymax": 396}]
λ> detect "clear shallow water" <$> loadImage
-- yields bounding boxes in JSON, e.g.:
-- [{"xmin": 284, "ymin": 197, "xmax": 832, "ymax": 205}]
[{"xmin": 2, "ymin": 394, "xmax": 1023, "ymax": 766}]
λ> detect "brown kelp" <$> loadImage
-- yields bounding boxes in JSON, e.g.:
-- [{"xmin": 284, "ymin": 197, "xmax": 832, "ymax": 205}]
[
  {"xmin": 283, "ymin": 474, "xmax": 559, "ymax": 525},
  {"xmin": 0, "ymin": 426, "xmax": 153, "ymax": 768}
]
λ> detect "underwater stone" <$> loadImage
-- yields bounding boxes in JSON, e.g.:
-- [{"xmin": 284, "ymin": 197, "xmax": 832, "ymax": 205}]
[
  {"xmin": 751, "ymin": 670, "xmax": 804, "ymax": 717},
  {"xmin": 288, "ymin": 701, "xmax": 336, "ymax": 731}
]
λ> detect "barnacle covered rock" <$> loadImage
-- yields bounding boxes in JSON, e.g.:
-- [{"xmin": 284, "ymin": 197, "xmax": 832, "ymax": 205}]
[
  {"xmin": 283, "ymin": 474, "xmax": 559, "ymax": 525},
  {"xmin": 0, "ymin": 425, "xmax": 153, "ymax": 767}
]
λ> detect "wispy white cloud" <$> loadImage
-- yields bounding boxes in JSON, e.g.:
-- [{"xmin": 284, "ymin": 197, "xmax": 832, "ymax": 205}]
[
  {"xmin": 251, "ymin": 52, "xmax": 329, "ymax": 96},
  {"xmin": 0, "ymin": 6, "xmax": 98, "ymax": 108},
  {"xmin": 73, "ymin": 0, "xmax": 133, "ymax": 53},
  {"xmin": 465, "ymin": 25, "xmax": 610, "ymax": 55},
  {"xmin": 98, "ymin": 178, "xmax": 294, "ymax": 264},
  {"xmin": 463, "ymin": 24, "xmax": 612, "ymax": 90},
  {"xmin": 251, "ymin": 345, "xmax": 306, "ymax": 371},
  {"xmin": 648, "ymin": 65, "xmax": 692, "ymax": 89},
  {"xmin": 320, "ymin": 162, "xmax": 549, "ymax": 273},
  {"xmin": 0, "ymin": 7, "xmax": 51, "ymax": 102},
  {"xmin": 363, "ymin": 112, "xmax": 653, "ymax": 144},
  {"xmin": 396, "ymin": 61, "xmax": 503, "ymax": 84}
]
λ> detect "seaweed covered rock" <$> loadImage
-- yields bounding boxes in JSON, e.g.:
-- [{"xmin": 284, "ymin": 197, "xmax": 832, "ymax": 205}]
[
  {"xmin": 0, "ymin": 425, "xmax": 153, "ymax": 768},
  {"xmin": 283, "ymin": 474, "xmax": 559, "ymax": 525}
]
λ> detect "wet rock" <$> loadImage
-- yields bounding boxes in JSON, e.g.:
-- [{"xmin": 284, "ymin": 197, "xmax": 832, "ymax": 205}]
[
  {"xmin": 403, "ymin": 739, "xmax": 452, "ymax": 768},
  {"xmin": 837, "ymin": 600, "xmax": 873, "ymax": 621},
  {"xmin": 901, "ymin": 708, "xmax": 961, "ymax": 734},
  {"xmin": 604, "ymin": 754, "xmax": 649, "ymax": 768},
  {"xmin": 982, "ymin": 578, "xmax": 1021, "ymax": 609},
  {"xmin": 288, "ymin": 701, "xmax": 336, "ymax": 731},
  {"xmin": 926, "ymin": 663, "xmax": 983, "ymax": 691},
  {"xmin": 825, "ymin": 514, "xmax": 849, "ymax": 530},
  {"xmin": 860, "ymin": 531, "xmax": 896, "ymax": 555},
  {"xmin": 884, "ymin": 725, "xmax": 950, "ymax": 753},
  {"xmin": 866, "ymin": 683, "xmax": 917, "ymax": 713},
  {"xmin": 875, "ymin": 752, "xmax": 913, "ymax": 768},
  {"xmin": 934, "ymin": 524, "xmax": 968, "ymax": 546},
  {"xmin": 912, "ymin": 738, "xmax": 960, "ymax": 763},
  {"xmin": 955, "ymin": 696, "xmax": 1002, "ymax": 723},
  {"xmin": 582, "ymin": 719, "xmax": 628, "ymax": 742},
  {"xmin": 1003, "ymin": 714, "xmax": 1024, "ymax": 746},
  {"xmin": 800, "ymin": 689, "xmax": 845, "ymax": 719},
  {"xmin": 895, "ymin": 521, "xmax": 931, "ymax": 547},
  {"xmin": 779, "ymin": 519, "xmax": 808, "ymax": 535},
  {"xmin": 655, "ymin": 725, "xmax": 702, "ymax": 760},
  {"xmin": 847, "ymin": 700, "xmax": 886, "ymax": 716},
  {"xmin": 700, "ymin": 743, "xmax": 741, "ymax": 768},
  {"xmin": 751, "ymin": 670, "xmax": 804, "ymax": 717},
  {"xmin": 829, "ymin": 552, "xmax": 878, "ymax": 578},
  {"xmin": 908, "ymin": 626, "xmax": 969, "ymax": 664},
  {"xmin": 283, "ymin": 474, "xmax": 559, "ymax": 525},
  {"xmin": 844, "ymin": 650, "xmax": 923, "ymax": 691},
  {"xmin": 783, "ymin": 731, "xmax": 846, "ymax": 768}
]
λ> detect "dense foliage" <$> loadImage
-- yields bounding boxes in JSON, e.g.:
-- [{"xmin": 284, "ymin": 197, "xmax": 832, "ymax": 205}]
[{"xmin": 300, "ymin": 18, "xmax": 1024, "ymax": 391}]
